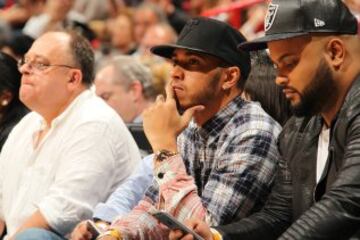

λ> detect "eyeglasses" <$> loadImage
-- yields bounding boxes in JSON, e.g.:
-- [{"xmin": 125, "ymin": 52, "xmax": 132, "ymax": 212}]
[{"xmin": 17, "ymin": 57, "xmax": 77, "ymax": 73}]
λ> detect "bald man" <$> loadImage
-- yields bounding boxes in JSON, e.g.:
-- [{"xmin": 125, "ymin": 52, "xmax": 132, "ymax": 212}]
[{"xmin": 0, "ymin": 31, "xmax": 140, "ymax": 239}]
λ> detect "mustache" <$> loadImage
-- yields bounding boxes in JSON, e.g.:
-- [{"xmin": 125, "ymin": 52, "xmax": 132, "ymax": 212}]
[{"xmin": 280, "ymin": 85, "xmax": 298, "ymax": 93}]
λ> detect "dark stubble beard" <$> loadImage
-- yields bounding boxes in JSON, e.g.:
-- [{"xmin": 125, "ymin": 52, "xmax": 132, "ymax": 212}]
[
  {"xmin": 291, "ymin": 58, "xmax": 338, "ymax": 117},
  {"xmin": 177, "ymin": 70, "xmax": 222, "ymax": 112}
]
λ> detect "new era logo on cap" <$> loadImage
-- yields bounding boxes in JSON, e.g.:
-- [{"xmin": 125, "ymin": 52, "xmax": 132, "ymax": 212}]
[
  {"xmin": 314, "ymin": 18, "xmax": 325, "ymax": 27},
  {"xmin": 179, "ymin": 18, "xmax": 200, "ymax": 41}
]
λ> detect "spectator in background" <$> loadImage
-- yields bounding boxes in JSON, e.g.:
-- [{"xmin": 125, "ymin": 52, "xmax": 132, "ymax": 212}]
[
  {"xmin": 0, "ymin": 52, "xmax": 28, "ymax": 151},
  {"xmin": 94, "ymin": 11, "xmax": 137, "ymax": 67},
  {"xmin": 138, "ymin": 25, "xmax": 176, "ymax": 97},
  {"xmin": 344, "ymin": 0, "xmax": 360, "ymax": 17},
  {"xmin": 145, "ymin": 0, "xmax": 190, "ymax": 33},
  {"xmin": 0, "ymin": 31, "xmax": 140, "ymax": 239},
  {"xmin": 108, "ymin": 12, "xmax": 136, "ymax": 55},
  {"xmin": 135, "ymin": 22, "xmax": 177, "ymax": 62},
  {"xmin": 133, "ymin": 2, "xmax": 167, "ymax": 45},
  {"xmin": 96, "ymin": 11, "xmax": 136, "ymax": 62},
  {"xmin": 95, "ymin": 56, "xmax": 157, "ymax": 124},
  {"xmin": 73, "ymin": 0, "xmax": 110, "ymax": 21},
  {"xmin": 0, "ymin": 0, "xmax": 45, "ymax": 29},
  {"xmin": 344, "ymin": 0, "xmax": 360, "ymax": 34},
  {"xmin": 22, "ymin": 0, "xmax": 92, "ymax": 40},
  {"xmin": 239, "ymin": 3, "xmax": 267, "ymax": 40},
  {"xmin": 243, "ymin": 50, "xmax": 291, "ymax": 126},
  {"xmin": 189, "ymin": 0, "xmax": 231, "ymax": 18}
]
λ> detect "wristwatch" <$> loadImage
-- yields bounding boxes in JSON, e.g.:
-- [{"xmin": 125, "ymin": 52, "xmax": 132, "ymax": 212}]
[
  {"xmin": 210, "ymin": 228, "xmax": 223, "ymax": 240},
  {"xmin": 94, "ymin": 220, "xmax": 109, "ymax": 231},
  {"xmin": 154, "ymin": 149, "xmax": 178, "ymax": 162}
]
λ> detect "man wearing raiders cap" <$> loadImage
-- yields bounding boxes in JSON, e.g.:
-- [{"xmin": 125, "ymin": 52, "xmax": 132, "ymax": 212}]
[{"xmin": 170, "ymin": 0, "xmax": 360, "ymax": 239}]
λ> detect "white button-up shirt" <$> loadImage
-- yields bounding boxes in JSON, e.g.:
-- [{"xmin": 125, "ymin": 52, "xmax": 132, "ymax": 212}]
[{"xmin": 0, "ymin": 90, "xmax": 141, "ymax": 237}]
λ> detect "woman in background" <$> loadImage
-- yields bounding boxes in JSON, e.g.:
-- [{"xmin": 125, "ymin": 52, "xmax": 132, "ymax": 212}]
[
  {"xmin": 243, "ymin": 50, "xmax": 292, "ymax": 126},
  {"xmin": 0, "ymin": 52, "xmax": 28, "ymax": 151}
]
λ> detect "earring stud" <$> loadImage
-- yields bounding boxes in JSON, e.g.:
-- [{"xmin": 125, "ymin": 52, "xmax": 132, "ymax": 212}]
[{"xmin": 1, "ymin": 100, "xmax": 9, "ymax": 106}]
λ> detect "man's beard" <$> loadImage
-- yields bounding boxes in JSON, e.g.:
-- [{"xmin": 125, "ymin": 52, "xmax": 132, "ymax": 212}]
[
  {"xmin": 291, "ymin": 58, "xmax": 338, "ymax": 117},
  {"xmin": 176, "ymin": 71, "xmax": 222, "ymax": 113}
]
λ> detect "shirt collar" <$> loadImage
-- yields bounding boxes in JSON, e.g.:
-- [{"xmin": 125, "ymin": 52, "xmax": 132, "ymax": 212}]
[
  {"xmin": 39, "ymin": 89, "xmax": 92, "ymax": 129},
  {"xmin": 133, "ymin": 114, "xmax": 143, "ymax": 123},
  {"xmin": 195, "ymin": 95, "xmax": 245, "ymax": 139}
]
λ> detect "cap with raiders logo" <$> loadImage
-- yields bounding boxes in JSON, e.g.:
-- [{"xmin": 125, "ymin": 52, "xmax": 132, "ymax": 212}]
[{"xmin": 239, "ymin": 0, "xmax": 358, "ymax": 51}]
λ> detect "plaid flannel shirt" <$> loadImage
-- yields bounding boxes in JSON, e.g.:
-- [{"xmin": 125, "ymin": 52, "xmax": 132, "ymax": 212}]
[{"xmin": 111, "ymin": 96, "xmax": 281, "ymax": 239}]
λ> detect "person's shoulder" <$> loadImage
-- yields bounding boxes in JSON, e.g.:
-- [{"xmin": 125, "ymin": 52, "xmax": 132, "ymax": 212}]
[
  {"xmin": 279, "ymin": 115, "xmax": 318, "ymax": 143},
  {"xmin": 72, "ymin": 92, "xmax": 123, "ymax": 125},
  {"xmin": 233, "ymin": 100, "xmax": 271, "ymax": 120},
  {"xmin": 2, "ymin": 111, "xmax": 40, "ymax": 144},
  {"xmin": 230, "ymin": 100, "xmax": 282, "ymax": 134},
  {"xmin": 12, "ymin": 111, "xmax": 40, "ymax": 129},
  {"xmin": 333, "ymin": 76, "xmax": 360, "ymax": 118},
  {"xmin": 66, "ymin": 92, "xmax": 133, "ymax": 140}
]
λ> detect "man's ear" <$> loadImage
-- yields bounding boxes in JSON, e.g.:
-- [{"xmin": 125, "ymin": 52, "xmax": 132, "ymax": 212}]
[
  {"xmin": 324, "ymin": 38, "xmax": 345, "ymax": 70},
  {"xmin": 221, "ymin": 66, "xmax": 240, "ymax": 90},
  {"xmin": 129, "ymin": 80, "xmax": 144, "ymax": 101},
  {"xmin": 68, "ymin": 69, "xmax": 83, "ymax": 90}
]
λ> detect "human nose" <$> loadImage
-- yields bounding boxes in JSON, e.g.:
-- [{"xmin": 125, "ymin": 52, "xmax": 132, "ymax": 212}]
[
  {"xmin": 171, "ymin": 64, "xmax": 184, "ymax": 81},
  {"xmin": 18, "ymin": 61, "xmax": 32, "ymax": 75},
  {"xmin": 275, "ymin": 75, "xmax": 289, "ymax": 87}
]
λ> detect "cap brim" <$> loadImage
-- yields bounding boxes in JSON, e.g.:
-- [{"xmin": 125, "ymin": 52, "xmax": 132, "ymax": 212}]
[
  {"xmin": 238, "ymin": 32, "xmax": 308, "ymax": 51},
  {"xmin": 151, "ymin": 44, "xmax": 216, "ymax": 59}
]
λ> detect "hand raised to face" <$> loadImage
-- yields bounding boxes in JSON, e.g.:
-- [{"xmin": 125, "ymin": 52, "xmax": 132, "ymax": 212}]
[{"xmin": 143, "ymin": 82, "xmax": 204, "ymax": 153}]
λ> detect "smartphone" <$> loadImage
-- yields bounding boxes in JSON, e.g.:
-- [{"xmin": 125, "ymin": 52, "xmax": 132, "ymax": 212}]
[
  {"xmin": 151, "ymin": 211, "xmax": 205, "ymax": 240},
  {"xmin": 86, "ymin": 220, "xmax": 101, "ymax": 240}
]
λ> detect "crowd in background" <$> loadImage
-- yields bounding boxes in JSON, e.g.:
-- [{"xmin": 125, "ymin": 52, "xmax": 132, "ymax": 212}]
[
  {"xmin": 0, "ymin": 0, "xmax": 358, "ymax": 124},
  {"xmin": 0, "ymin": 0, "xmax": 287, "ymax": 153}
]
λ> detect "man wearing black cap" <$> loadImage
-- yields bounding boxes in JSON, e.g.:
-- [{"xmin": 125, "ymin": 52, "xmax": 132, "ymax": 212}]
[
  {"xmin": 88, "ymin": 17, "xmax": 281, "ymax": 240},
  {"xmin": 170, "ymin": 0, "xmax": 360, "ymax": 239}
]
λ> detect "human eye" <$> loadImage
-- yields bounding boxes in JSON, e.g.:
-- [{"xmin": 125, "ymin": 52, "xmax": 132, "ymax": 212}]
[
  {"xmin": 188, "ymin": 57, "xmax": 200, "ymax": 66},
  {"xmin": 100, "ymin": 92, "xmax": 112, "ymax": 101},
  {"xmin": 33, "ymin": 61, "xmax": 49, "ymax": 71},
  {"xmin": 277, "ymin": 57, "xmax": 299, "ymax": 75},
  {"xmin": 19, "ymin": 57, "xmax": 30, "ymax": 66},
  {"xmin": 282, "ymin": 57, "xmax": 298, "ymax": 70},
  {"xmin": 283, "ymin": 62, "xmax": 296, "ymax": 70},
  {"xmin": 171, "ymin": 59, "xmax": 179, "ymax": 67}
]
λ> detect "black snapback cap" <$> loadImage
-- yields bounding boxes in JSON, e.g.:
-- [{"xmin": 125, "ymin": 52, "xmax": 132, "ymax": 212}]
[
  {"xmin": 151, "ymin": 17, "xmax": 251, "ymax": 81},
  {"xmin": 239, "ymin": 0, "xmax": 358, "ymax": 51}
]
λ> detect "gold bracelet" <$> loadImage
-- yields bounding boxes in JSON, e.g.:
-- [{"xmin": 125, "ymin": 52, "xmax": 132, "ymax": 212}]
[
  {"xmin": 96, "ymin": 229, "xmax": 122, "ymax": 240},
  {"xmin": 95, "ymin": 220, "xmax": 109, "ymax": 231},
  {"xmin": 210, "ymin": 228, "xmax": 222, "ymax": 240}
]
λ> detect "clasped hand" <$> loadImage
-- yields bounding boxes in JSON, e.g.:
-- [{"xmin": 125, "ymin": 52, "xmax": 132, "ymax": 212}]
[{"xmin": 143, "ymin": 83, "xmax": 204, "ymax": 153}]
